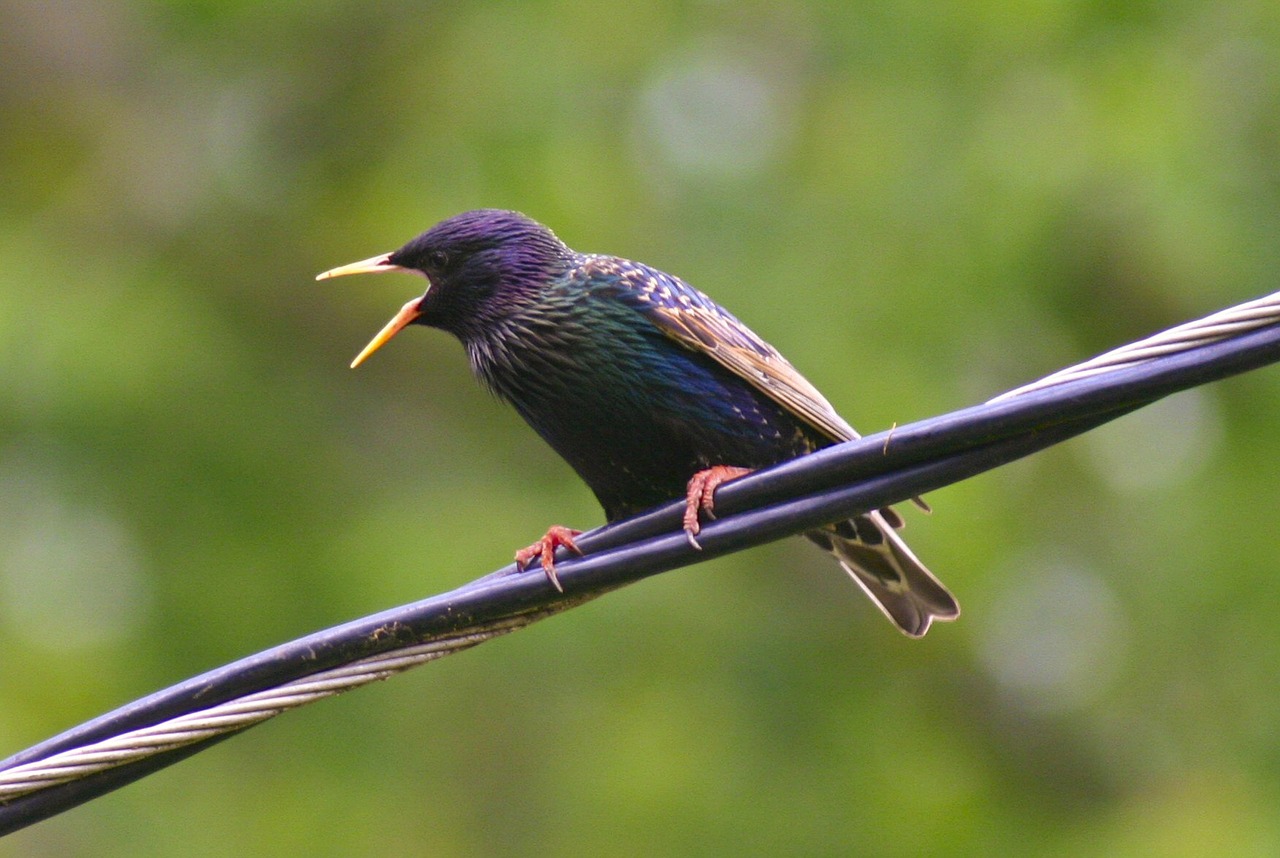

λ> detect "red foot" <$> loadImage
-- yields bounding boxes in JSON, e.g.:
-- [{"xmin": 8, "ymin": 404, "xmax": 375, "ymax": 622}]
[
  {"xmin": 682, "ymin": 465, "xmax": 753, "ymax": 548},
  {"xmin": 515, "ymin": 525, "xmax": 584, "ymax": 592}
]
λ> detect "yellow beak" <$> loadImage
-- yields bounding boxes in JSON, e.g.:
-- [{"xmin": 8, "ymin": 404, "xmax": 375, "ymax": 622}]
[
  {"xmin": 316, "ymin": 252, "xmax": 425, "ymax": 367},
  {"xmin": 315, "ymin": 252, "xmax": 399, "ymax": 281},
  {"xmin": 348, "ymin": 298, "xmax": 424, "ymax": 368}
]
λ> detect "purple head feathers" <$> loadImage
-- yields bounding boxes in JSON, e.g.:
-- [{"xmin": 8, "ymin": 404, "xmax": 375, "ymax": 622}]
[{"xmin": 387, "ymin": 210, "xmax": 570, "ymax": 336}]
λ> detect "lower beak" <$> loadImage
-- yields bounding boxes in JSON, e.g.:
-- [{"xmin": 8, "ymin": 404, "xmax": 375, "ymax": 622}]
[{"xmin": 350, "ymin": 298, "xmax": 424, "ymax": 368}]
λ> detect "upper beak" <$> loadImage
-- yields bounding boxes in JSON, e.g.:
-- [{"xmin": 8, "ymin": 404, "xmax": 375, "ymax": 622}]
[
  {"xmin": 315, "ymin": 252, "xmax": 400, "ymax": 281},
  {"xmin": 349, "ymin": 298, "xmax": 424, "ymax": 368},
  {"xmin": 316, "ymin": 252, "xmax": 424, "ymax": 367}
]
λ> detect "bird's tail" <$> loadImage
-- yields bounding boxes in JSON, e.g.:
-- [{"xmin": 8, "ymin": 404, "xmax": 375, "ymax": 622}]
[{"xmin": 806, "ymin": 511, "xmax": 959, "ymax": 637}]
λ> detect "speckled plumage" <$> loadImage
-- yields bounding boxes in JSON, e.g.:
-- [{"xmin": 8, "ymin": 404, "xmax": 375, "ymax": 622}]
[{"xmin": 318, "ymin": 210, "xmax": 959, "ymax": 636}]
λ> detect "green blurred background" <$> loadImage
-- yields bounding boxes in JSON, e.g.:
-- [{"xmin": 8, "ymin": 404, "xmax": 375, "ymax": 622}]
[{"xmin": 3, "ymin": 1, "xmax": 1280, "ymax": 855}]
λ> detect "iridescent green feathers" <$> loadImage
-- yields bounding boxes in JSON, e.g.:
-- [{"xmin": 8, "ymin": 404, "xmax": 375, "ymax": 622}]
[{"xmin": 575, "ymin": 255, "xmax": 861, "ymax": 445}]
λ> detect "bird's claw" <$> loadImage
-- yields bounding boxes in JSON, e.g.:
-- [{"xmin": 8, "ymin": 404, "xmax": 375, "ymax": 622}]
[
  {"xmin": 682, "ymin": 465, "xmax": 753, "ymax": 550},
  {"xmin": 515, "ymin": 525, "xmax": 583, "ymax": 592}
]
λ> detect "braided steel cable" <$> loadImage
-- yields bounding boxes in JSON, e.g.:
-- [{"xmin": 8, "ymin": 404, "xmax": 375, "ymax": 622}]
[{"xmin": 1, "ymin": 290, "xmax": 1279, "ymax": 834}]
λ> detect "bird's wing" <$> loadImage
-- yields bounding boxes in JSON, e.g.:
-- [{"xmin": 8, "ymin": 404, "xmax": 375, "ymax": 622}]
[
  {"xmin": 598, "ymin": 258, "xmax": 858, "ymax": 444},
  {"xmin": 649, "ymin": 301, "xmax": 859, "ymax": 443}
]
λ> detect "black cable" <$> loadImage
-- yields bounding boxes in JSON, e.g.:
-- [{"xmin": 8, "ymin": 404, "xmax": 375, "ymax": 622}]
[{"xmin": 1, "ymin": 319, "xmax": 1278, "ymax": 835}]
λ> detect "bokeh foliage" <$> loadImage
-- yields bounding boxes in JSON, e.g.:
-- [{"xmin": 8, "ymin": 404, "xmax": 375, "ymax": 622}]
[{"xmin": 3, "ymin": 1, "xmax": 1280, "ymax": 854}]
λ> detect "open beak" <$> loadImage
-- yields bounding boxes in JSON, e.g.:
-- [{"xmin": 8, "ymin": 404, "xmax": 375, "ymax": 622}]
[
  {"xmin": 348, "ymin": 298, "xmax": 424, "ymax": 368},
  {"xmin": 316, "ymin": 252, "xmax": 424, "ymax": 367}
]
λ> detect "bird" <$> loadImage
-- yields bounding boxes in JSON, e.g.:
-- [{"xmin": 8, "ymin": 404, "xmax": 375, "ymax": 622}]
[{"xmin": 317, "ymin": 210, "xmax": 959, "ymax": 636}]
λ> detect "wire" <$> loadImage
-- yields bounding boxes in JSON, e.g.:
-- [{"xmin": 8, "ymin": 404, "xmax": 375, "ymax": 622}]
[
  {"xmin": 2, "ymin": 291, "xmax": 1279, "ymax": 835},
  {"xmin": 989, "ymin": 291, "xmax": 1280, "ymax": 401}
]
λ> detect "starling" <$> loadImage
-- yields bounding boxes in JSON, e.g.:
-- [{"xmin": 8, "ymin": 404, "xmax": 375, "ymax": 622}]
[{"xmin": 317, "ymin": 210, "xmax": 959, "ymax": 636}]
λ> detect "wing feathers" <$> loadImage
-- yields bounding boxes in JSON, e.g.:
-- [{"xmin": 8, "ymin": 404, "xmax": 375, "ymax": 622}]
[{"xmin": 648, "ymin": 302, "xmax": 858, "ymax": 444}]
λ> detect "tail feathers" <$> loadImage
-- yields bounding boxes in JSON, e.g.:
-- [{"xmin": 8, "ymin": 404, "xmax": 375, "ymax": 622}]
[{"xmin": 807, "ymin": 511, "xmax": 959, "ymax": 637}]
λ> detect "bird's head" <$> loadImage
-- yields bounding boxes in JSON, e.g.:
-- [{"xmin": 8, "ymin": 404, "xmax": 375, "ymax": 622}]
[{"xmin": 317, "ymin": 210, "xmax": 570, "ymax": 367}]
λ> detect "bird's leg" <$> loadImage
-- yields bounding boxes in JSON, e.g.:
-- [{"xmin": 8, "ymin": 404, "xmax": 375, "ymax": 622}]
[
  {"xmin": 682, "ymin": 465, "xmax": 753, "ymax": 549},
  {"xmin": 514, "ymin": 525, "xmax": 584, "ymax": 592}
]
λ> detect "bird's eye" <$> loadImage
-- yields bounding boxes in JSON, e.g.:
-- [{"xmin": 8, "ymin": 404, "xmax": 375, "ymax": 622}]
[{"xmin": 427, "ymin": 250, "xmax": 449, "ymax": 269}]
